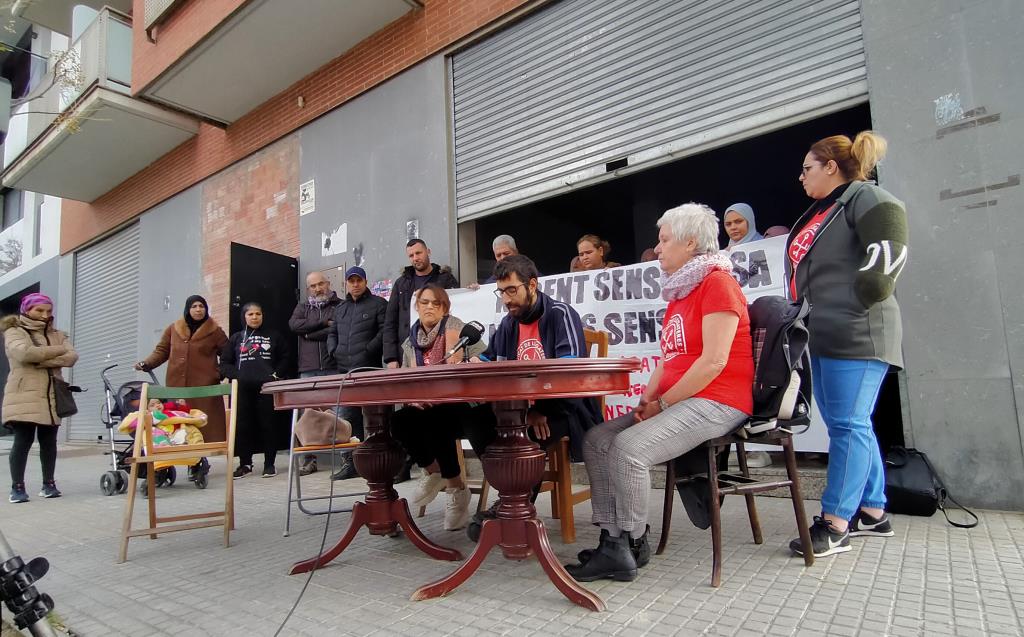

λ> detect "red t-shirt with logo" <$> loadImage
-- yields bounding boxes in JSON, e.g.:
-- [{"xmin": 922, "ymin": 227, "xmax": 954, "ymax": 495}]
[
  {"xmin": 658, "ymin": 271, "xmax": 753, "ymax": 414},
  {"xmin": 516, "ymin": 321, "xmax": 545, "ymax": 360},
  {"xmin": 787, "ymin": 207, "xmax": 832, "ymax": 298}
]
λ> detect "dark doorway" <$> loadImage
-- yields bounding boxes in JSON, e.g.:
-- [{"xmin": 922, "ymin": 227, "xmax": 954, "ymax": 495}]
[{"xmin": 228, "ymin": 243, "xmax": 299, "ymax": 376}]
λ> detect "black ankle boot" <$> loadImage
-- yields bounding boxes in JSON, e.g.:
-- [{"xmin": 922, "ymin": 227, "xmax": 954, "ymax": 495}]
[
  {"xmin": 565, "ymin": 534, "xmax": 637, "ymax": 582},
  {"xmin": 578, "ymin": 525, "xmax": 651, "ymax": 568},
  {"xmin": 631, "ymin": 525, "xmax": 651, "ymax": 568}
]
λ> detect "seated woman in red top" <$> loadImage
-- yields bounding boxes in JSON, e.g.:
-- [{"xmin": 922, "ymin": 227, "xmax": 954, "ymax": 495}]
[{"xmin": 567, "ymin": 202, "xmax": 754, "ymax": 583}]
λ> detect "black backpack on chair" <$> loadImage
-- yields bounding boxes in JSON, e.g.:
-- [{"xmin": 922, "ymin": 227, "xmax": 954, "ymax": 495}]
[{"xmin": 745, "ymin": 295, "xmax": 813, "ymax": 433}]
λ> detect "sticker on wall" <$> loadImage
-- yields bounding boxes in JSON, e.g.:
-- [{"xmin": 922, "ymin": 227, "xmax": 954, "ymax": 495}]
[
  {"xmin": 372, "ymin": 279, "xmax": 393, "ymax": 301},
  {"xmin": 322, "ymin": 222, "xmax": 347, "ymax": 257},
  {"xmin": 299, "ymin": 179, "xmax": 316, "ymax": 215},
  {"xmin": 406, "ymin": 219, "xmax": 419, "ymax": 240}
]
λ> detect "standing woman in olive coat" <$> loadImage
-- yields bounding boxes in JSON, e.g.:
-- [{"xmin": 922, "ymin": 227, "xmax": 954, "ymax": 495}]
[
  {"xmin": 3, "ymin": 293, "xmax": 78, "ymax": 503},
  {"xmin": 136, "ymin": 295, "xmax": 229, "ymax": 441}
]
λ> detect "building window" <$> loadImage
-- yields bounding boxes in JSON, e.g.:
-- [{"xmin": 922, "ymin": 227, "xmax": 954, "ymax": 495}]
[
  {"xmin": 1, "ymin": 189, "xmax": 24, "ymax": 230},
  {"xmin": 32, "ymin": 195, "xmax": 43, "ymax": 257}
]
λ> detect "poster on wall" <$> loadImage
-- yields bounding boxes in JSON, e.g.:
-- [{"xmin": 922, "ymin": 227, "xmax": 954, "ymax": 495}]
[
  {"xmin": 322, "ymin": 222, "xmax": 347, "ymax": 257},
  {"xmin": 299, "ymin": 179, "xmax": 315, "ymax": 215},
  {"xmin": 432, "ymin": 236, "xmax": 829, "ymax": 452}
]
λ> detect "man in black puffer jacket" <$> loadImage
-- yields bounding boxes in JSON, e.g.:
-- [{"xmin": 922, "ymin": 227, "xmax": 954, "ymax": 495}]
[
  {"xmin": 382, "ymin": 239, "xmax": 459, "ymax": 368},
  {"xmin": 325, "ymin": 266, "xmax": 387, "ymax": 479}
]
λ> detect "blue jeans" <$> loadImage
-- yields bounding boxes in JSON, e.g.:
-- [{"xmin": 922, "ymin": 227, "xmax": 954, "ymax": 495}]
[{"xmin": 812, "ymin": 355, "xmax": 889, "ymax": 521}]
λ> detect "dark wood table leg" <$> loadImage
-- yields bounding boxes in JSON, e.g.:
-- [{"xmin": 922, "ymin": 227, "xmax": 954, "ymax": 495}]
[
  {"xmin": 288, "ymin": 404, "xmax": 461, "ymax": 575},
  {"xmin": 411, "ymin": 400, "xmax": 604, "ymax": 611}
]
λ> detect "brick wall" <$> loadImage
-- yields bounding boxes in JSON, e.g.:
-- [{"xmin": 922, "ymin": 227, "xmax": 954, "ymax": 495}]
[
  {"xmin": 62, "ymin": 0, "xmax": 537, "ymax": 254},
  {"xmin": 200, "ymin": 135, "xmax": 300, "ymax": 323}
]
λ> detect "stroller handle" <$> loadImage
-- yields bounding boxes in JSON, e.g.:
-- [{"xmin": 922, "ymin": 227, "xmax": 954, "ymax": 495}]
[{"xmin": 101, "ymin": 363, "xmax": 158, "ymax": 385}]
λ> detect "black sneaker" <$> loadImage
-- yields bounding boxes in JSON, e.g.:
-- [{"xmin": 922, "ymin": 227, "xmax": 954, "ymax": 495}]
[
  {"xmin": 330, "ymin": 457, "xmax": 359, "ymax": 481},
  {"xmin": 466, "ymin": 501, "xmax": 500, "ymax": 542},
  {"xmin": 789, "ymin": 516, "xmax": 851, "ymax": 557},
  {"xmin": 9, "ymin": 483, "xmax": 29, "ymax": 503},
  {"xmin": 849, "ymin": 510, "xmax": 895, "ymax": 537},
  {"xmin": 298, "ymin": 457, "xmax": 318, "ymax": 476},
  {"xmin": 262, "ymin": 465, "xmax": 277, "ymax": 478},
  {"xmin": 38, "ymin": 481, "xmax": 62, "ymax": 498},
  {"xmin": 233, "ymin": 465, "xmax": 253, "ymax": 479}
]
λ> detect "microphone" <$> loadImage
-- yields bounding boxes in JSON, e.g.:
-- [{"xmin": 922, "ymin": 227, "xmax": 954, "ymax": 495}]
[{"xmin": 444, "ymin": 321, "xmax": 485, "ymax": 360}]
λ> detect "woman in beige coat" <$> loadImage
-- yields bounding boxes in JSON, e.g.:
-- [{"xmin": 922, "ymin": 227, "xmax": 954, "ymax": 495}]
[
  {"xmin": 3, "ymin": 293, "xmax": 78, "ymax": 503},
  {"xmin": 136, "ymin": 295, "xmax": 229, "ymax": 442}
]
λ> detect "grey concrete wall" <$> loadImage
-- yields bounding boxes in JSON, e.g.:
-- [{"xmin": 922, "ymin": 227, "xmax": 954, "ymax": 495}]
[
  {"xmin": 862, "ymin": 0, "xmax": 1024, "ymax": 509},
  {"xmin": 297, "ymin": 54, "xmax": 454, "ymax": 294},
  {"xmin": 136, "ymin": 185, "xmax": 204, "ymax": 381}
]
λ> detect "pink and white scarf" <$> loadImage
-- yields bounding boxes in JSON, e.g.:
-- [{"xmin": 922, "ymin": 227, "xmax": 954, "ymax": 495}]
[{"xmin": 660, "ymin": 253, "xmax": 734, "ymax": 302}]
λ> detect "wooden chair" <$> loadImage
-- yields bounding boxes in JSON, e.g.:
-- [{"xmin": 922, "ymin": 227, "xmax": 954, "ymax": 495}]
[
  {"xmin": 417, "ymin": 441, "xmax": 490, "ymax": 518},
  {"xmin": 284, "ymin": 408, "xmax": 368, "ymax": 536},
  {"xmin": 536, "ymin": 328, "xmax": 608, "ymax": 544},
  {"xmin": 118, "ymin": 381, "xmax": 238, "ymax": 563},
  {"xmin": 656, "ymin": 426, "xmax": 813, "ymax": 587}
]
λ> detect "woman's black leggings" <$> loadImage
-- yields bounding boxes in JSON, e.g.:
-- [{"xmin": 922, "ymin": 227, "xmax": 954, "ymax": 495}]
[
  {"xmin": 7, "ymin": 422, "xmax": 59, "ymax": 485},
  {"xmin": 235, "ymin": 386, "xmax": 278, "ymax": 468}
]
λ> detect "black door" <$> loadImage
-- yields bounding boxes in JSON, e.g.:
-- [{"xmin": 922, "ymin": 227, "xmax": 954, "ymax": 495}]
[{"xmin": 228, "ymin": 243, "xmax": 299, "ymax": 375}]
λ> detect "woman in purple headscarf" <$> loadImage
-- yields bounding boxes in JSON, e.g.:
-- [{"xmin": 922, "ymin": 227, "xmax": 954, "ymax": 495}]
[{"xmin": 2, "ymin": 293, "xmax": 78, "ymax": 503}]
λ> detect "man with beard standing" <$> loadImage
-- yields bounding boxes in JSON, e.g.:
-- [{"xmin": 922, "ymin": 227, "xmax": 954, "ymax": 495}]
[{"xmin": 288, "ymin": 271, "xmax": 343, "ymax": 475}]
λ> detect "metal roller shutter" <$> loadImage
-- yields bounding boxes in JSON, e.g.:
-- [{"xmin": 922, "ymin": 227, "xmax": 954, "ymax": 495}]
[
  {"xmin": 452, "ymin": 0, "xmax": 868, "ymax": 220},
  {"xmin": 67, "ymin": 223, "xmax": 140, "ymax": 441}
]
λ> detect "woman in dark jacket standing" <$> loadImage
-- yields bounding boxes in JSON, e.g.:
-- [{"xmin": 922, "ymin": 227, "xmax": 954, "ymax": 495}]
[
  {"xmin": 137, "ymin": 295, "xmax": 229, "ymax": 442},
  {"xmin": 220, "ymin": 302, "xmax": 290, "ymax": 478},
  {"xmin": 785, "ymin": 131, "xmax": 908, "ymax": 558}
]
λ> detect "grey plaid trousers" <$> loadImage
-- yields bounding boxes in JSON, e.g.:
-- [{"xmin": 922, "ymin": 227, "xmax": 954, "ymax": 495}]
[{"xmin": 584, "ymin": 397, "xmax": 746, "ymax": 535}]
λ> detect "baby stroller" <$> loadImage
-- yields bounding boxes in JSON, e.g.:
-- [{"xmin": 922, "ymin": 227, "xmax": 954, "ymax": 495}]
[{"xmin": 99, "ymin": 364, "xmax": 210, "ymax": 495}]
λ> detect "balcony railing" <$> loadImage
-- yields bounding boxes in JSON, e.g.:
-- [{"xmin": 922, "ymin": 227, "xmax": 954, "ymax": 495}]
[{"xmin": 4, "ymin": 8, "xmax": 132, "ymax": 167}]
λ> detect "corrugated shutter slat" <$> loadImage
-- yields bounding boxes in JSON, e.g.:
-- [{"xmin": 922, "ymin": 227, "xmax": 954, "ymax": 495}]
[
  {"xmin": 451, "ymin": 0, "xmax": 868, "ymax": 219},
  {"xmin": 67, "ymin": 224, "xmax": 141, "ymax": 441}
]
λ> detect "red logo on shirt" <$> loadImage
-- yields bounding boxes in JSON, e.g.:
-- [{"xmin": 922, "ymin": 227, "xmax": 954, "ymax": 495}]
[
  {"xmin": 516, "ymin": 338, "xmax": 544, "ymax": 360},
  {"xmin": 660, "ymin": 314, "xmax": 686, "ymax": 361},
  {"xmin": 516, "ymin": 321, "xmax": 545, "ymax": 360}
]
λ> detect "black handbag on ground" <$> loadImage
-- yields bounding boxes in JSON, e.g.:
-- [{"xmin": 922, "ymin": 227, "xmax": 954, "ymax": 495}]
[{"xmin": 884, "ymin": 446, "xmax": 978, "ymax": 528}]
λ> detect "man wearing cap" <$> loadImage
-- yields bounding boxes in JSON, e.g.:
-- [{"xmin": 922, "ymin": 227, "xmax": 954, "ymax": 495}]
[{"xmin": 325, "ymin": 266, "xmax": 387, "ymax": 479}]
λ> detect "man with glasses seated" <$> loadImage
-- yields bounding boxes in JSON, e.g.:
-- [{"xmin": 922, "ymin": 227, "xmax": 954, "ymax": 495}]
[{"xmin": 463, "ymin": 255, "xmax": 601, "ymax": 540}]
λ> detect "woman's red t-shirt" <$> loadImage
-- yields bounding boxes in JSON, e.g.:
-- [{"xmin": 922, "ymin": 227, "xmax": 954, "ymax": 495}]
[
  {"xmin": 657, "ymin": 271, "xmax": 754, "ymax": 414},
  {"xmin": 787, "ymin": 206, "xmax": 832, "ymax": 298}
]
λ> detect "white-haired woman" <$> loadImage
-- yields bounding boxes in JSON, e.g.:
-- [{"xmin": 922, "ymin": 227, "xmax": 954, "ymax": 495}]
[{"xmin": 566, "ymin": 203, "xmax": 754, "ymax": 583}]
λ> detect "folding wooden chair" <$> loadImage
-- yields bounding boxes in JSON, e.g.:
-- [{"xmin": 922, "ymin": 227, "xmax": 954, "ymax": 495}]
[
  {"xmin": 536, "ymin": 328, "xmax": 608, "ymax": 543},
  {"xmin": 283, "ymin": 408, "xmax": 367, "ymax": 537},
  {"xmin": 117, "ymin": 380, "xmax": 238, "ymax": 563}
]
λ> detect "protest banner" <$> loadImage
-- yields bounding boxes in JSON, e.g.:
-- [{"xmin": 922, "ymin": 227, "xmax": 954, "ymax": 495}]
[{"xmin": 440, "ymin": 236, "xmax": 828, "ymax": 452}]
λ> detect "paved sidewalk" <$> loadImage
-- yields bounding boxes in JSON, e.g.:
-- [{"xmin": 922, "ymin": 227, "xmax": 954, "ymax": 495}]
[{"xmin": 2, "ymin": 445, "xmax": 1023, "ymax": 636}]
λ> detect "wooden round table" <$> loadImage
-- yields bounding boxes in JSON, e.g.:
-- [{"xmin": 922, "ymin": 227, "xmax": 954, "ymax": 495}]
[{"xmin": 264, "ymin": 357, "xmax": 641, "ymax": 611}]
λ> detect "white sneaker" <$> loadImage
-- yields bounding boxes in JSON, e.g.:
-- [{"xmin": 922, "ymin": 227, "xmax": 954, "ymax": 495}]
[
  {"xmin": 410, "ymin": 471, "xmax": 445, "ymax": 509},
  {"xmin": 746, "ymin": 451, "xmax": 772, "ymax": 468},
  {"xmin": 444, "ymin": 487, "xmax": 472, "ymax": 531}
]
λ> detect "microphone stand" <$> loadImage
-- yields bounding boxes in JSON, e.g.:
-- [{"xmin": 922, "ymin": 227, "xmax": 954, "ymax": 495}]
[{"xmin": 0, "ymin": 528, "xmax": 59, "ymax": 637}]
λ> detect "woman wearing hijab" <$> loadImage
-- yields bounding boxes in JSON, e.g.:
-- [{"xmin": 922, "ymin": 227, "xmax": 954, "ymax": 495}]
[
  {"xmin": 136, "ymin": 295, "xmax": 229, "ymax": 442},
  {"xmin": 723, "ymin": 203, "xmax": 765, "ymax": 247},
  {"xmin": 219, "ymin": 302, "xmax": 290, "ymax": 478},
  {"xmin": 3, "ymin": 293, "xmax": 78, "ymax": 503}
]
